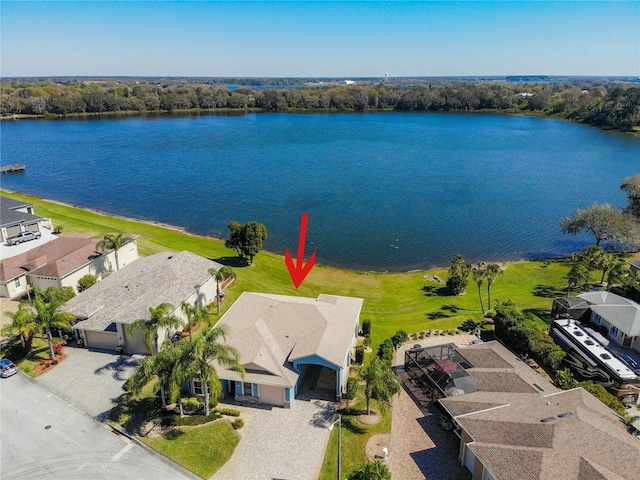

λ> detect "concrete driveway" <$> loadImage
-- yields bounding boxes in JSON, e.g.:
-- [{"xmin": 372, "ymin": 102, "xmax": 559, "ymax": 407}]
[
  {"xmin": 0, "ymin": 228, "xmax": 58, "ymax": 261},
  {"xmin": 212, "ymin": 395, "xmax": 337, "ymax": 480},
  {"xmin": 36, "ymin": 344, "xmax": 141, "ymax": 420}
]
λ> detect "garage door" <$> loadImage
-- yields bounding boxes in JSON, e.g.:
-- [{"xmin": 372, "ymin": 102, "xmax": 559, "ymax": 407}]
[
  {"xmin": 25, "ymin": 224, "xmax": 40, "ymax": 232},
  {"xmin": 6, "ymin": 225, "xmax": 21, "ymax": 239},
  {"xmin": 125, "ymin": 329, "xmax": 151, "ymax": 354},
  {"xmin": 85, "ymin": 330, "xmax": 118, "ymax": 350},
  {"xmin": 259, "ymin": 384, "xmax": 284, "ymax": 406}
]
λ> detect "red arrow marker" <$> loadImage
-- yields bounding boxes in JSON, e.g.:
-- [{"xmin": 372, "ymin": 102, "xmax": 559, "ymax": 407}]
[{"xmin": 285, "ymin": 213, "xmax": 317, "ymax": 289}]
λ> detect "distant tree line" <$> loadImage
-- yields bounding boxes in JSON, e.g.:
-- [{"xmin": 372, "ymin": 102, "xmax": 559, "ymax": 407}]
[{"xmin": 1, "ymin": 79, "xmax": 638, "ymax": 131}]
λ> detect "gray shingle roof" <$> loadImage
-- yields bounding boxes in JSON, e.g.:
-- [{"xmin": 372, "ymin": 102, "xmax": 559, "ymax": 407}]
[
  {"xmin": 438, "ymin": 342, "xmax": 640, "ymax": 480},
  {"xmin": 0, "ymin": 196, "xmax": 43, "ymax": 228},
  {"xmin": 66, "ymin": 251, "xmax": 221, "ymax": 332}
]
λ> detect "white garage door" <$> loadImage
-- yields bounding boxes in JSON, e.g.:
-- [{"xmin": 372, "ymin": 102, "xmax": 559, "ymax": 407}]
[
  {"xmin": 259, "ymin": 384, "xmax": 284, "ymax": 406},
  {"xmin": 125, "ymin": 329, "xmax": 150, "ymax": 354},
  {"xmin": 85, "ymin": 330, "xmax": 118, "ymax": 350}
]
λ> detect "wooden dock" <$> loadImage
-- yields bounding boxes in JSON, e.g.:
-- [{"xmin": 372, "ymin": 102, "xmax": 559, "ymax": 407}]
[{"xmin": 0, "ymin": 164, "xmax": 25, "ymax": 173}]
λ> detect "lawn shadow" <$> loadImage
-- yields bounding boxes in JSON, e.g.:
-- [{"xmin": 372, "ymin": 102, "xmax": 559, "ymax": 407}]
[
  {"xmin": 164, "ymin": 429, "xmax": 185, "ymax": 440},
  {"xmin": 533, "ymin": 284, "xmax": 566, "ymax": 298},
  {"xmin": 211, "ymin": 256, "xmax": 247, "ymax": 268},
  {"xmin": 441, "ymin": 304, "xmax": 465, "ymax": 313},
  {"xmin": 111, "ymin": 394, "xmax": 161, "ymax": 435},
  {"xmin": 421, "ymin": 285, "xmax": 448, "ymax": 297},
  {"xmin": 341, "ymin": 415, "xmax": 368, "ymax": 435},
  {"xmin": 426, "ymin": 311, "xmax": 451, "ymax": 320}
]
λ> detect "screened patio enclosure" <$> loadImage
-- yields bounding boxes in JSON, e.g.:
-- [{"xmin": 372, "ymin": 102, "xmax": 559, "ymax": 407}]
[{"xmin": 404, "ymin": 343, "xmax": 478, "ymax": 400}]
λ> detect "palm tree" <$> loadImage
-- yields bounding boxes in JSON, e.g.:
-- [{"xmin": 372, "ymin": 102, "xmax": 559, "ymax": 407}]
[
  {"xmin": 127, "ymin": 303, "xmax": 181, "ymax": 354},
  {"xmin": 359, "ymin": 357, "xmax": 402, "ymax": 415},
  {"xmin": 472, "ymin": 267, "xmax": 486, "ymax": 315},
  {"xmin": 607, "ymin": 260, "xmax": 630, "ymax": 290},
  {"xmin": 177, "ymin": 324, "xmax": 244, "ymax": 416},
  {"xmin": 2, "ymin": 303, "xmax": 37, "ymax": 349},
  {"xmin": 566, "ymin": 263, "xmax": 590, "ymax": 297},
  {"xmin": 97, "ymin": 232, "xmax": 133, "ymax": 271},
  {"xmin": 208, "ymin": 266, "xmax": 235, "ymax": 314},
  {"xmin": 31, "ymin": 288, "xmax": 75, "ymax": 360},
  {"xmin": 484, "ymin": 264, "xmax": 503, "ymax": 311},
  {"xmin": 127, "ymin": 343, "xmax": 179, "ymax": 410},
  {"xmin": 180, "ymin": 302, "xmax": 210, "ymax": 341}
]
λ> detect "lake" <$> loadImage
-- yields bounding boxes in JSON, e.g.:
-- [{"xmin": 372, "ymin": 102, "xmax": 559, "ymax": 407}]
[{"xmin": 1, "ymin": 112, "xmax": 639, "ymax": 271}]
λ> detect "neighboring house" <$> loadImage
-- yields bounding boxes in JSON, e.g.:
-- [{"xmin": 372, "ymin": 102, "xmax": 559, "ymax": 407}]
[
  {"xmin": 552, "ymin": 291, "xmax": 640, "ymax": 353},
  {"xmin": 578, "ymin": 291, "xmax": 640, "ymax": 352},
  {"xmin": 0, "ymin": 196, "xmax": 52, "ymax": 243},
  {"xmin": 0, "ymin": 234, "xmax": 138, "ymax": 299},
  {"xmin": 626, "ymin": 259, "xmax": 640, "ymax": 276},
  {"xmin": 64, "ymin": 251, "xmax": 222, "ymax": 353},
  {"xmin": 212, "ymin": 292, "xmax": 363, "ymax": 408},
  {"xmin": 406, "ymin": 341, "xmax": 640, "ymax": 479}
]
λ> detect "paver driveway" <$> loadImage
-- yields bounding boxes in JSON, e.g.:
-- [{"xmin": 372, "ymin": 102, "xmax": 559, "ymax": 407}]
[
  {"xmin": 388, "ymin": 337, "xmax": 475, "ymax": 480},
  {"xmin": 36, "ymin": 344, "xmax": 141, "ymax": 419},
  {"xmin": 212, "ymin": 394, "xmax": 336, "ymax": 480}
]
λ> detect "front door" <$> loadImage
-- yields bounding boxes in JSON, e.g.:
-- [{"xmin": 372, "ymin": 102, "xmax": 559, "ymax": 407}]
[{"xmin": 623, "ymin": 334, "xmax": 633, "ymax": 347}]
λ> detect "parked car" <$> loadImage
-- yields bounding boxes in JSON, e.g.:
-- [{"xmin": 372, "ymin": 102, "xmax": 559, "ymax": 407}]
[
  {"xmin": 0, "ymin": 358, "xmax": 18, "ymax": 378},
  {"xmin": 7, "ymin": 231, "xmax": 41, "ymax": 245},
  {"xmin": 619, "ymin": 353, "xmax": 639, "ymax": 371}
]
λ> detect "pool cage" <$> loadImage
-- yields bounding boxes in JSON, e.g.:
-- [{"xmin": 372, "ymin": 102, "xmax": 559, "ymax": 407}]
[{"xmin": 404, "ymin": 343, "xmax": 478, "ymax": 400}]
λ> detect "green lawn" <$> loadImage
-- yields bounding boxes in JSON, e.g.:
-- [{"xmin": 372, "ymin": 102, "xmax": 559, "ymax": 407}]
[
  {"xmin": 3, "ymin": 335, "xmax": 64, "ymax": 377},
  {"xmin": 141, "ymin": 421, "xmax": 240, "ymax": 478},
  {"xmin": 4, "ymin": 189, "xmax": 634, "ymax": 476},
  {"xmin": 1, "ymin": 190, "xmax": 580, "ymax": 349}
]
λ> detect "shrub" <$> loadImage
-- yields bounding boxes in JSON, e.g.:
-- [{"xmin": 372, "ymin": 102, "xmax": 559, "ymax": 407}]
[
  {"xmin": 362, "ymin": 319, "xmax": 371, "ymax": 336},
  {"xmin": 232, "ymin": 418, "xmax": 244, "ymax": 429},
  {"xmin": 217, "ymin": 407, "xmax": 241, "ymax": 417},
  {"xmin": 182, "ymin": 397, "xmax": 200, "ymax": 412},
  {"xmin": 580, "ymin": 381, "xmax": 628, "ymax": 418},
  {"xmin": 52, "ymin": 342, "xmax": 65, "ymax": 355},
  {"xmin": 555, "ymin": 368, "xmax": 579, "ymax": 390},
  {"xmin": 377, "ymin": 338, "xmax": 394, "ymax": 365},
  {"xmin": 77, "ymin": 274, "xmax": 97, "ymax": 293},
  {"xmin": 362, "ymin": 335, "xmax": 371, "ymax": 348},
  {"xmin": 355, "ymin": 346, "xmax": 364, "ymax": 364},
  {"xmin": 391, "ymin": 330, "xmax": 408, "ymax": 348},
  {"xmin": 51, "ymin": 359, "xmax": 58, "ymax": 365},
  {"xmin": 53, "ymin": 225, "xmax": 63, "ymax": 234},
  {"xmin": 460, "ymin": 319, "xmax": 478, "ymax": 332},
  {"xmin": 345, "ymin": 378, "xmax": 359, "ymax": 406}
]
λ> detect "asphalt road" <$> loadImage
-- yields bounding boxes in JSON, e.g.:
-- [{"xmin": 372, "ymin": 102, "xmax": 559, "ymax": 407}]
[{"xmin": 0, "ymin": 372, "xmax": 193, "ymax": 480}]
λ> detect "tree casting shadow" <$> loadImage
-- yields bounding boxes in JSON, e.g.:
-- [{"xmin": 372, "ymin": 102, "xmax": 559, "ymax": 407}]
[{"xmin": 421, "ymin": 285, "xmax": 448, "ymax": 297}]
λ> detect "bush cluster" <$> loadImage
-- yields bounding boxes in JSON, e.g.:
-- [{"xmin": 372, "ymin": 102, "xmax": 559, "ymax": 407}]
[
  {"xmin": 216, "ymin": 407, "xmax": 241, "ymax": 417},
  {"xmin": 494, "ymin": 301, "xmax": 565, "ymax": 369}
]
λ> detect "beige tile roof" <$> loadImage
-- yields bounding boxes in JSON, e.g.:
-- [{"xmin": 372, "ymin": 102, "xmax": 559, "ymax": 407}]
[
  {"xmin": 438, "ymin": 342, "xmax": 640, "ymax": 480},
  {"xmin": 0, "ymin": 234, "xmax": 99, "ymax": 282},
  {"xmin": 66, "ymin": 251, "xmax": 221, "ymax": 332},
  {"xmin": 215, "ymin": 292, "xmax": 363, "ymax": 388}
]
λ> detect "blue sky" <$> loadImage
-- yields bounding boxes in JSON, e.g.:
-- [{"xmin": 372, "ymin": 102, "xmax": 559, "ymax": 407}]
[{"xmin": 1, "ymin": 1, "xmax": 638, "ymax": 77}]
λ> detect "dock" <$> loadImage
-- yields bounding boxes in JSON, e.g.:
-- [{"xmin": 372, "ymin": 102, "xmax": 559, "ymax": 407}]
[{"xmin": 0, "ymin": 164, "xmax": 26, "ymax": 173}]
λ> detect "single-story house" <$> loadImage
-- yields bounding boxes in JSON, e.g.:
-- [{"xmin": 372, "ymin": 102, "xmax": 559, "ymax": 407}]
[
  {"xmin": 212, "ymin": 292, "xmax": 363, "ymax": 408},
  {"xmin": 64, "ymin": 251, "xmax": 222, "ymax": 353},
  {"xmin": 1, "ymin": 196, "xmax": 52, "ymax": 243},
  {"xmin": 0, "ymin": 234, "xmax": 138, "ymax": 299},
  {"xmin": 578, "ymin": 291, "xmax": 640, "ymax": 353},
  {"xmin": 408, "ymin": 341, "xmax": 640, "ymax": 479}
]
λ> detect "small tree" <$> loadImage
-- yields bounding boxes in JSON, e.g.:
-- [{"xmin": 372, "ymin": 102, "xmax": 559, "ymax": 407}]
[
  {"xmin": 472, "ymin": 267, "xmax": 486, "ymax": 314},
  {"xmin": 208, "ymin": 265, "xmax": 235, "ymax": 314},
  {"xmin": 359, "ymin": 357, "xmax": 402, "ymax": 415},
  {"xmin": 2, "ymin": 303, "xmax": 37, "ymax": 349},
  {"xmin": 446, "ymin": 254, "xmax": 472, "ymax": 295},
  {"xmin": 77, "ymin": 274, "xmax": 97, "ymax": 293},
  {"xmin": 224, "ymin": 221, "xmax": 268, "ymax": 265},
  {"xmin": 391, "ymin": 330, "xmax": 408, "ymax": 349},
  {"xmin": 127, "ymin": 303, "xmax": 181, "ymax": 354},
  {"xmin": 31, "ymin": 288, "xmax": 75, "ymax": 360},
  {"xmin": 345, "ymin": 378, "xmax": 359, "ymax": 407},
  {"xmin": 566, "ymin": 263, "xmax": 591, "ymax": 296},
  {"xmin": 555, "ymin": 368, "xmax": 579, "ymax": 390},
  {"xmin": 180, "ymin": 302, "xmax": 209, "ymax": 341},
  {"xmin": 484, "ymin": 263, "xmax": 503, "ymax": 311}
]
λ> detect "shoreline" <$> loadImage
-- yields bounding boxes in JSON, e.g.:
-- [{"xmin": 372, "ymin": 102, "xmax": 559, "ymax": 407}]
[{"xmin": 2, "ymin": 188, "xmax": 572, "ymax": 273}]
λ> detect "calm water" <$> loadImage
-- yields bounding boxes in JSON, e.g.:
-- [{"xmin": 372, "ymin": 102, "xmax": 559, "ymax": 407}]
[{"xmin": 1, "ymin": 113, "xmax": 639, "ymax": 271}]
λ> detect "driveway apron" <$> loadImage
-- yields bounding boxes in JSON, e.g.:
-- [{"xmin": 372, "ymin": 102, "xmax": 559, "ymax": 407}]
[{"xmin": 36, "ymin": 345, "xmax": 140, "ymax": 419}]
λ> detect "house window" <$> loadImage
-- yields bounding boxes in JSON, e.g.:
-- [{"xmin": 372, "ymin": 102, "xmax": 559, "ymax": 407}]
[
  {"xmin": 193, "ymin": 380, "xmax": 204, "ymax": 396},
  {"xmin": 593, "ymin": 314, "xmax": 601, "ymax": 325},
  {"xmin": 14, "ymin": 277, "xmax": 20, "ymax": 288},
  {"xmin": 243, "ymin": 382, "xmax": 252, "ymax": 396},
  {"xmin": 610, "ymin": 325, "xmax": 619, "ymax": 338}
]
